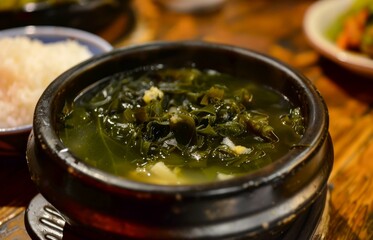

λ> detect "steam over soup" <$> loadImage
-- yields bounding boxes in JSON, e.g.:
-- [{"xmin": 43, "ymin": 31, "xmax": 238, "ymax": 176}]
[{"xmin": 58, "ymin": 67, "xmax": 305, "ymax": 185}]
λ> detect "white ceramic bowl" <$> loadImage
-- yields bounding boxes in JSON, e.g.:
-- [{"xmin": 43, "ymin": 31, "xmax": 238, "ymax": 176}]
[
  {"xmin": 303, "ymin": 0, "xmax": 373, "ymax": 77},
  {"xmin": 0, "ymin": 26, "xmax": 112, "ymax": 158}
]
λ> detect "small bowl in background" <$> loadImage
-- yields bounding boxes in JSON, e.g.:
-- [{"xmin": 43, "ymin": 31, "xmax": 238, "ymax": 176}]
[
  {"xmin": 303, "ymin": 0, "xmax": 373, "ymax": 78},
  {"xmin": 0, "ymin": 25, "xmax": 112, "ymax": 159}
]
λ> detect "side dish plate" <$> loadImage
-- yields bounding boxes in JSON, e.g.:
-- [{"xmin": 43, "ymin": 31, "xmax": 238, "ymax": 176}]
[{"xmin": 303, "ymin": 0, "xmax": 373, "ymax": 78}]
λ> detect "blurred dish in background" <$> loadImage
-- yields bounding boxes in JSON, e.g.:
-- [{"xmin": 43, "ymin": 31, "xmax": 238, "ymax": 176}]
[
  {"xmin": 325, "ymin": 0, "xmax": 373, "ymax": 58},
  {"xmin": 0, "ymin": 0, "xmax": 134, "ymax": 44},
  {"xmin": 303, "ymin": 0, "xmax": 373, "ymax": 78},
  {"xmin": 154, "ymin": 0, "xmax": 226, "ymax": 13}
]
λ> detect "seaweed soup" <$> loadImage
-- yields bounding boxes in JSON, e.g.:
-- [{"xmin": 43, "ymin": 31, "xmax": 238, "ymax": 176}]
[{"xmin": 58, "ymin": 66, "xmax": 305, "ymax": 185}]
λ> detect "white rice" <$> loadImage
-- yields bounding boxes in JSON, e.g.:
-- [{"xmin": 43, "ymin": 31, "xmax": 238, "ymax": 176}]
[{"xmin": 0, "ymin": 36, "xmax": 92, "ymax": 128}]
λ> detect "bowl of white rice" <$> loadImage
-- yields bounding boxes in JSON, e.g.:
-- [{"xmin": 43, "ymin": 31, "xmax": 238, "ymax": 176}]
[{"xmin": 0, "ymin": 25, "xmax": 112, "ymax": 158}]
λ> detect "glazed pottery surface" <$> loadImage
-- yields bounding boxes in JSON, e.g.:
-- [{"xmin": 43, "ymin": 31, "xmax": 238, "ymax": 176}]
[{"xmin": 27, "ymin": 41, "xmax": 333, "ymax": 239}]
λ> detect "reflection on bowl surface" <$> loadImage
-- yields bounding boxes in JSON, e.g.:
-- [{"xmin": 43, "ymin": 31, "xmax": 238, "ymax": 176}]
[
  {"xmin": 27, "ymin": 41, "xmax": 333, "ymax": 239},
  {"xmin": 0, "ymin": 25, "xmax": 112, "ymax": 158}
]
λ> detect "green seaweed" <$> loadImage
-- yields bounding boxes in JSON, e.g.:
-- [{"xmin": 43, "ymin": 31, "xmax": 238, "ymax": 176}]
[{"xmin": 59, "ymin": 67, "xmax": 304, "ymax": 184}]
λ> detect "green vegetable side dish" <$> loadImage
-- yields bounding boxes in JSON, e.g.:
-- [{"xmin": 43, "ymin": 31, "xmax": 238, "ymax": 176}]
[
  {"xmin": 325, "ymin": 0, "xmax": 373, "ymax": 57},
  {"xmin": 58, "ymin": 67, "xmax": 305, "ymax": 185}
]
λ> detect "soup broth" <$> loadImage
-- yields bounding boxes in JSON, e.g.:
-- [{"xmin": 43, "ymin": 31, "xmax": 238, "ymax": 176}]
[{"xmin": 58, "ymin": 67, "xmax": 304, "ymax": 185}]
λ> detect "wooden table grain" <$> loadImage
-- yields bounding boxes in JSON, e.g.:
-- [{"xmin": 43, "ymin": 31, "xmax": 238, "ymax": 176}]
[{"xmin": 1, "ymin": 0, "xmax": 372, "ymax": 239}]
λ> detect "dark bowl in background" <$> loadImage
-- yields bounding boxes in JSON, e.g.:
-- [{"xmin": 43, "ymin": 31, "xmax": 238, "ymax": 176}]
[
  {"xmin": 0, "ymin": 0, "xmax": 133, "ymax": 43},
  {"xmin": 26, "ymin": 41, "xmax": 333, "ymax": 239}
]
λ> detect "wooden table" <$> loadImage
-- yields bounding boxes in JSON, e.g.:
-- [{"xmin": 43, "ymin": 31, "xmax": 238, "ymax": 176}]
[{"xmin": 1, "ymin": 0, "xmax": 372, "ymax": 239}]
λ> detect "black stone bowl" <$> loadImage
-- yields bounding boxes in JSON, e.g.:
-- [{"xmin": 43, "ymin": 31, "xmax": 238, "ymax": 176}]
[{"xmin": 26, "ymin": 41, "xmax": 333, "ymax": 239}]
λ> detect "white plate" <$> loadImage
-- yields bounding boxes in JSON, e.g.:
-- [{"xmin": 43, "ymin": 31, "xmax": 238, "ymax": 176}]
[{"xmin": 303, "ymin": 0, "xmax": 373, "ymax": 77}]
